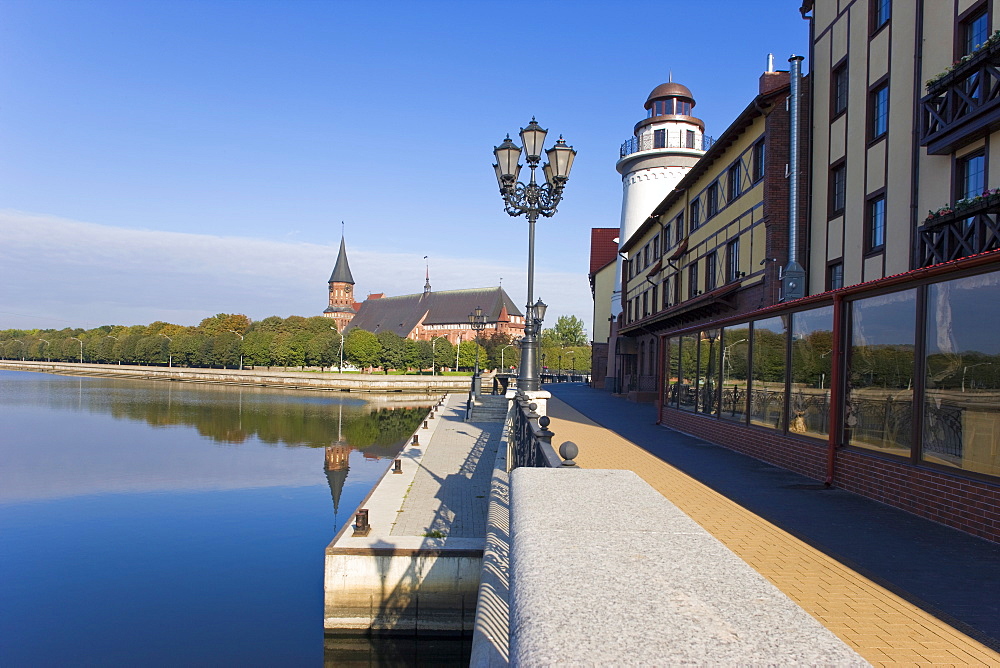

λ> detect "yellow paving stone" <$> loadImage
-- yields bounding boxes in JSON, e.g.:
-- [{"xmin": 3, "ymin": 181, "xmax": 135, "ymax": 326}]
[{"xmin": 545, "ymin": 396, "xmax": 1000, "ymax": 666}]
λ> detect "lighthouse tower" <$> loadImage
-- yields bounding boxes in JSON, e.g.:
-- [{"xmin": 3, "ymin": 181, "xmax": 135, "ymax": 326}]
[
  {"xmin": 611, "ymin": 80, "xmax": 708, "ymax": 317},
  {"xmin": 604, "ymin": 79, "xmax": 708, "ymax": 390}
]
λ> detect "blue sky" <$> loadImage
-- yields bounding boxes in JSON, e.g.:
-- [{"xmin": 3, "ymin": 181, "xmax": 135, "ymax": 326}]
[{"xmin": 0, "ymin": 0, "xmax": 808, "ymax": 335}]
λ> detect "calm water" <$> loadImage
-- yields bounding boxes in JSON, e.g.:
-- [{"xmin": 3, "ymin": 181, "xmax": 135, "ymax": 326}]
[{"xmin": 0, "ymin": 370, "xmax": 435, "ymax": 666}]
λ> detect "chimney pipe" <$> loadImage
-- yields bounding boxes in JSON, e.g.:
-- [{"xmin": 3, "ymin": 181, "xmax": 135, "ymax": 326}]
[
  {"xmin": 783, "ymin": 55, "xmax": 806, "ymax": 302},
  {"xmin": 767, "ymin": 53, "xmax": 774, "ymax": 72}
]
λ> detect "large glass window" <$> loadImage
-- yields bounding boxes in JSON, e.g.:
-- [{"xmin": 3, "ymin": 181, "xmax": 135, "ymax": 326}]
[
  {"xmin": 720, "ymin": 327, "xmax": 750, "ymax": 423},
  {"xmin": 845, "ymin": 290, "xmax": 916, "ymax": 455},
  {"xmin": 923, "ymin": 271, "xmax": 1000, "ymax": 476},
  {"xmin": 677, "ymin": 333, "xmax": 698, "ymax": 412},
  {"xmin": 697, "ymin": 330, "xmax": 721, "ymax": 415},
  {"xmin": 749, "ymin": 316, "xmax": 788, "ymax": 429},
  {"xmin": 789, "ymin": 306, "xmax": 835, "ymax": 439}
]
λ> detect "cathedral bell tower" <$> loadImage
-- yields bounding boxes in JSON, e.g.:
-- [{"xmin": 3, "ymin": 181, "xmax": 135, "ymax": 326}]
[{"xmin": 323, "ymin": 235, "xmax": 356, "ymax": 330}]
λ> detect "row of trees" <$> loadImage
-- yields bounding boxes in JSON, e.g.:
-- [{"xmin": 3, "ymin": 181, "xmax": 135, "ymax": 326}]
[{"xmin": 1, "ymin": 313, "xmax": 592, "ymax": 374}]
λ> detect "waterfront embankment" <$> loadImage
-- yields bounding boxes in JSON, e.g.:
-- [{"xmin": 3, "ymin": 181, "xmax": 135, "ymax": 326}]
[{"xmin": 0, "ymin": 360, "xmax": 471, "ymax": 393}]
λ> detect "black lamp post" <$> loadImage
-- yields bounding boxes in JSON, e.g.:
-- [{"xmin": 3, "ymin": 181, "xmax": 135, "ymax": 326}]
[
  {"xmin": 493, "ymin": 119, "xmax": 575, "ymax": 392},
  {"xmin": 468, "ymin": 306, "xmax": 487, "ymax": 380}
]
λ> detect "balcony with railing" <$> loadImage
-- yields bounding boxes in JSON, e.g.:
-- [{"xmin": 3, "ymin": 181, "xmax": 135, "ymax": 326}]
[
  {"xmin": 620, "ymin": 131, "xmax": 715, "ymax": 159},
  {"xmin": 920, "ymin": 37, "xmax": 1000, "ymax": 155},
  {"xmin": 918, "ymin": 192, "xmax": 1000, "ymax": 266}
]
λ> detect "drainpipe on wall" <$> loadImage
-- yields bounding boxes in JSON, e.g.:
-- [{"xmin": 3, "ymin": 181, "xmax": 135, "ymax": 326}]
[{"xmin": 783, "ymin": 55, "xmax": 806, "ymax": 302}]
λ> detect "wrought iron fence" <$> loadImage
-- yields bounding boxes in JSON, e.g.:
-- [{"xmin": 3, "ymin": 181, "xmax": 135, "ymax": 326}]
[
  {"xmin": 509, "ymin": 394, "xmax": 562, "ymax": 469},
  {"xmin": 620, "ymin": 132, "xmax": 715, "ymax": 158}
]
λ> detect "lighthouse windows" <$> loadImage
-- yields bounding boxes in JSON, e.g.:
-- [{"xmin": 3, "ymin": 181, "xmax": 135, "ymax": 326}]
[
  {"xmin": 648, "ymin": 98, "xmax": 694, "ymax": 118},
  {"xmin": 654, "ymin": 129, "xmax": 666, "ymax": 148}
]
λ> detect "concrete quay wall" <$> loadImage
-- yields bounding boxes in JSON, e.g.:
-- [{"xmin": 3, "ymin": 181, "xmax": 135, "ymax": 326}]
[
  {"xmin": 0, "ymin": 360, "xmax": 470, "ymax": 393},
  {"xmin": 324, "ymin": 395, "xmax": 485, "ymax": 635}
]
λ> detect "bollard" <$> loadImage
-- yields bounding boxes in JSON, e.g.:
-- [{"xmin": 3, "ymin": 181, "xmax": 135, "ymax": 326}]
[
  {"xmin": 412, "ymin": 434, "xmax": 419, "ymax": 446},
  {"xmin": 393, "ymin": 458, "xmax": 402, "ymax": 474},
  {"xmin": 353, "ymin": 509, "xmax": 371, "ymax": 536},
  {"xmin": 429, "ymin": 412, "xmax": 434, "ymax": 420},
  {"xmin": 423, "ymin": 420, "xmax": 428, "ymax": 429}
]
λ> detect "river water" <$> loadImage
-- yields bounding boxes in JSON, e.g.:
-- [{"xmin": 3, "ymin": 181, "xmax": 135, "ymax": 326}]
[{"xmin": 0, "ymin": 369, "xmax": 447, "ymax": 666}]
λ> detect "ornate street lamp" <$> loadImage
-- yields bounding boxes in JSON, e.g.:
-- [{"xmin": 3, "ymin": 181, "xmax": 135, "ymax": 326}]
[
  {"xmin": 158, "ymin": 333, "xmax": 172, "ymax": 368},
  {"xmin": 228, "ymin": 329, "xmax": 245, "ymax": 370},
  {"xmin": 70, "ymin": 337, "xmax": 83, "ymax": 363},
  {"xmin": 469, "ymin": 306, "xmax": 487, "ymax": 382},
  {"xmin": 493, "ymin": 119, "xmax": 575, "ymax": 392}
]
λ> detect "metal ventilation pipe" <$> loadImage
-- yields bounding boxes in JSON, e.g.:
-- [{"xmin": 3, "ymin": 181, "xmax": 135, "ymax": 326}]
[{"xmin": 783, "ymin": 54, "xmax": 806, "ymax": 301}]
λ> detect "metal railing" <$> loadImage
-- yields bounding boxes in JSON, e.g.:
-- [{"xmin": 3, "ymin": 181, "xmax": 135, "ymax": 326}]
[
  {"xmin": 509, "ymin": 394, "xmax": 563, "ymax": 468},
  {"xmin": 620, "ymin": 132, "xmax": 715, "ymax": 159}
]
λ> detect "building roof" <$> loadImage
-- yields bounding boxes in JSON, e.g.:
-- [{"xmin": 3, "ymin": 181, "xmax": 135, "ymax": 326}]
[
  {"xmin": 646, "ymin": 81, "xmax": 695, "ymax": 108},
  {"xmin": 346, "ymin": 287, "xmax": 523, "ymax": 337},
  {"xmin": 590, "ymin": 228, "xmax": 620, "ymax": 276},
  {"xmin": 328, "ymin": 237, "xmax": 355, "ymax": 284}
]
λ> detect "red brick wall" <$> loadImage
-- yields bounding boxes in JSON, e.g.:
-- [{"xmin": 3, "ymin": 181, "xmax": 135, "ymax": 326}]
[{"xmin": 659, "ymin": 406, "xmax": 1000, "ymax": 544}]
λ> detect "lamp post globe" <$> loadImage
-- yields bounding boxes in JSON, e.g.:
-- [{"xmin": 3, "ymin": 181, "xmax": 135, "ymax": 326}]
[{"xmin": 492, "ymin": 121, "xmax": 574, "ymax": 392}]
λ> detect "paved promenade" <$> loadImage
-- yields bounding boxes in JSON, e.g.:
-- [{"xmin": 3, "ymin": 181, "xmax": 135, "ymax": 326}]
[
  {"xmin": 391, "ymin": 396, "xmax": 500, "ymax": 539},
  {"xmin": 545, "ymin": 383, "xmax": 1000, "ymax": 667}
]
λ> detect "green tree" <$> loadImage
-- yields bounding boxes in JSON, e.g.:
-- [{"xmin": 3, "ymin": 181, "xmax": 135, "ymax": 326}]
[
  {"xmin": 243, "ymin": 330, "xmax": 273, "ymax": 368},
  {"xmin": 545, "ymin": 315, "xmax": 587, "ymax": 346},
  {"xmin": 345, "ymin": 329, "xmax": 381, "ymax": 370},
  {"xmin": 199, "ymin": 313, "xmax": 251, "ymax": 336},
  {"xmin": 307, "ymin": 330, "xmax": 340, "ymax": 370},
  {"xmin": 376, "ymin": 331, "xmax": 406, "ymax": 373}
]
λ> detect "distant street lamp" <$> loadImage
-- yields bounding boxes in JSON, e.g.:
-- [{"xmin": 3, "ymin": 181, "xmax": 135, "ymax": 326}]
[
  {"xmin": 70, "ymin": 337, "xmax": 83, "ymax": 363},
  {"xmin": 493, "ymin": 119, "xmax": 576, "ymax": 392},
  {"xmin": 455, "ymin": 333, "xmax": 462, "ymax": 373},
  {"xmin": 331, "ymin": 327, "xmax": 345, "ymax": 373},
  {"xmin": 962, "ymin": 362, "xmax": 993, "ymax": 393},
  {"xmin": 566, "ymin": 350, "xmax": 575, "ymax": 372},
  {"xmin": 158, "ymin": 333, "xmax": 172, "ymax": 368},
  {"xmin": 469, "ymin": 306, "xmax": 487, "ymax": 381},
  {"xmin": 722, "ymin": 338, "xmax": 748, "ymax": 386},
  {"xmin": 228, "ymin": 329, "xmax": 245, "ymax": 370},
  {"xmin": 500, "ymin": 343, "xmax": 517, "ymax": 372},
  {"xmin": 105, "ymin": 335, "xmax": 120, "ymax": 364},
  {"xmin": 39, "ymin": 338, "xmax": 51, "ymax": 362}
]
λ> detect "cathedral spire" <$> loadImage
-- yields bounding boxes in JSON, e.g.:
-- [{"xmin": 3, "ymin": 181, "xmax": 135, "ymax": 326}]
[
  {"xmin": 423, "ymin": 255, "xmax": 431, "ymax": 294},
  {"xmin": 329, "ymin": 232, "xmax": 355, "ymax": 285}
]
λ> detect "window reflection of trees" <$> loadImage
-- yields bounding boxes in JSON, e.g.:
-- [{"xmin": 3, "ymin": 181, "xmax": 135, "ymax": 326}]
[
  {"xmin": 749, "ymin": 317, "xmax": 787, "ymax": 430},
  {"xmin": 789, "ymin": 306, "xmax": 834, "ymax": 438},
  {"xmin": 924, "ymin": 273, "xmax": 1000, "ymax": 476},
  {"xmin": 845, "ymin": 290, "xmax": 916, "ymax": 455},
  {"xmin": 720, "ymin": 328, "xmax": 750, "ymax": 422}
]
